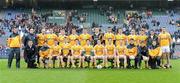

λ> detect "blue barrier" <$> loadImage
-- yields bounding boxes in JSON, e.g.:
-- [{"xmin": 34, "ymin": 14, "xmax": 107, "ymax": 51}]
[{"xmin": 0, "ymin": 48, "xmax": 10, "ymax": 59}]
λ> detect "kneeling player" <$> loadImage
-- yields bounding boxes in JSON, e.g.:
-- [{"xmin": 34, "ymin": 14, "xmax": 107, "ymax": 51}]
[
  {"xmin": 49, "ymin": 42, "xmax": 61, "ymax": 68},
  {"xmin": 125, "ymin": 39, "xmax": 138, "ymax": 68},
  {"xmin": 71, "ymin": 39, "xmax": 83, "ymax": 68},
  {"xmin": 82, "ymin": 39, "xmax": 94, "ymax": 68},
  {"xmin": 116, "ymin": 41, "xmax": 127, "ymax": 68},
  {"xmin": 104, "ymin": 38, "xmax": 116, "ymax": 68},
  {"xmin": 149, "ymin": 40, "xmax": 162, "ymax": 69},
  {"xmin": 94, "ymin": 40, "xmax": 105, "ymax": 68},
  {"xmin": 39, "ymin": 44, "xmax": 51, "ymax": 68}
]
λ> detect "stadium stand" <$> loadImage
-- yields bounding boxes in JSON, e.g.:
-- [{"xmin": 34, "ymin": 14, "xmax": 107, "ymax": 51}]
[{"xmin": 0, "ymin": 8, "xmax": 180, "ymax": 59}]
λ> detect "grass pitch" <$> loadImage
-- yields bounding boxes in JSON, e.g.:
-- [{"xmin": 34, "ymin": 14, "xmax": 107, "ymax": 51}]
[{"xmin": 0, "ymin": 59, "xmax": 180, "ymax": 83}]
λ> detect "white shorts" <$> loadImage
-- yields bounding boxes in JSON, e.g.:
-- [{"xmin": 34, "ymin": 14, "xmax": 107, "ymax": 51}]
[
  {"xmin": 161, "ymin": 46, "xmax": 170, "ymax": 53},
  {"xmin": 95, "ymin": 56, "xmax": 104, "ymax": 59},
  {"xmin": 118, "ymin": 55, "xmax": 126, "ymax": 58},
  {"xmin": 142, "ymin": 56, "xmax": 149, "ymax": 61},
  {"xmin": 72, "ymin": 55, "xmax": 81, "ymax": 59},
  {"xmin": 129, "ymin": 56, "xmax": 135, "ymax": 60}
]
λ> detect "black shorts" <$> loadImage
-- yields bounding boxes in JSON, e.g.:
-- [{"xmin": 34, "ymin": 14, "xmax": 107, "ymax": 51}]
[
  {"xmin": 108, "ymin": 58, "xmax": 114, "ymax": 62},
  {"xmin": 51, "ymin": 56, "xmax": 59, "ymax": 60},
  {"xmin": 82, "ymin": 51, "xmax": 94, "ymax": 56},
  {"xmin": 63, "ymin": 57, "xmax": 68, "ymax": 62},
  {"xmin": 85, "ymin": 56, "xmax": 91, "ymax": 62}
]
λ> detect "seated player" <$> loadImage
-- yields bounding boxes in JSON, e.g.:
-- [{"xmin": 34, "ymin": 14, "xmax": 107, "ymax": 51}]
[
  {"xmin": 82, "ymin": 39, "xmax": 94, "ymax": 68},
  {"xmin": 138, "ymin": 41, "xmax": 149, "ymax": 69},
  {"xmin": 104, "ymin": 38, "xmax": 116, "ymax": 68},
  {"xmin": 94, "ymin": 40, "xmax": 105, "ymax": 68},
  {"xmin": 60, "ymin": 37, "xmax": 71, "ymax": 68},
  {"xmin": 49, "ymin": 41, "xmax": 61, "ymax": 68},
  {"xmin": 125, "ymin": 39, "xmax": 138, "ymax": 69},
  {"xmin": 71, "ymin": 39, "xmax": 83, "ymax": 68},
  {"xmin": 39, "ymin": 43, "xmax": 51, "ymax": 68},
  {"xmin": 149, "ymin": 40, "xmax": 162, "ymax": 69},
  {"xmin": 116, "ymin": 40, "xmax": 127, "ymax": 68}
]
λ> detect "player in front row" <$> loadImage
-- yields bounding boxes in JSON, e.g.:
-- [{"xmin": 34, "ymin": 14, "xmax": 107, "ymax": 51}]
[
  {"xmin": 126, "ymin": 39, "xmax": 138, "ymax": 69},
  {"xmin": 138, "ymin": 41, "xmax": 149, "ymax": 69},
  {"xmin": 71, "ymin": 39, "xmax": 83, "ymax": 68},
  {"xmin": 149, "ymin": 40, "xmax": 162, "ymax": 69},
  {"xmin": 39, "ymin": 43, "xmax": 51, "ymax": 68},
  {"xmin": 104, "ymin": 38, "xmax": 116, "ymax": 68},
  {"xmin": 82, "ymin": 39, "xmax": 94, "ymax": 68},
  {"xmin": 94, "ymin": 40, "xmax": 105, "ymax": 68},
  {"xmin": 48, "ymin": 41, "xmax": 61, "ymax": 68},
  {"xmin": 116, "ymin": 39, "xmax": 127, "ymax": 68},
  {"xmin": 60, "ymin": 37, "xmax": 71, "ymax": 68}
]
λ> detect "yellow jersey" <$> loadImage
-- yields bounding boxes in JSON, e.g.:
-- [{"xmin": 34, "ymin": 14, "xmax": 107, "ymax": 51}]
[
  {"xmin": 125, "ymin": 47, "xmax": 137, "ymax": 56},
  {"xmin": 71, "ymin": 45, "xmax": 82, "ymax": 55},
  {"xmin": 83, "ymin": 45, "xmax": 94, "ymax": 56},
  {"xmin": 105, "ymin": 44, "xmax": 115, "ymax": 55},
  {"xmin": 79, "ymin": 34, "xmax": 91, "ymax": 46},
  {"xmin": 7, "ymin": 34, "xmax": 21, "ymax": 48},
  {"xmin": 149, "ymin": 47, "xmax": 162, "ymax": 56},
  {"xmin": 94, "ymin": 45, "xmax": 104, "ymax": 56},
  {"xmin": 57, "ymin": 35, "xmax": 66, "ymax": 46},
  {"xmin": 45, "ymin": 34, "xmax": 57, "ymax": 47},
  {"xmin": 68, "ymin": 34, "xmax": 79, "ymax": 46},
  {"xmin": 61, "ymin": 43, "xmax": 71, "ymax": 56},
  {"xmin": 158, "ymin": 32, "xmax": 172, "ymax": 46},
  {"xmin": 115, "ymin": 34, "xmax": 127, "ymax": 46},
  {"xmin": 103, "ymin": 33, "xmax": 115, "ymax": 45},
  {"xmin": 39, "ymin": 48, "xmax": 50, "ymax": 58},
  {"xmin": 116, "ymin": 45, "xmax": 126, "ymax": 55},
  {"xmin": 127, "ymin": 35, "xmax": 138, "ymax": 46},
  {"xmin": 51, "ymin": 45, "xmax": 61, "ymax": 55},
  {"xmin": 37, "ymin": 33, "xmax": 45, "ymax": 46},
  {"xmin": 138, "ymin": 35, "xmax": 148, "ymax": 46}
]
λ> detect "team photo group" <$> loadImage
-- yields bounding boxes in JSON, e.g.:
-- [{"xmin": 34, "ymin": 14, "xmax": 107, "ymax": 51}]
[{"xmin": 7, "ymin": 25, "xmax": 172, "ymax": 69}]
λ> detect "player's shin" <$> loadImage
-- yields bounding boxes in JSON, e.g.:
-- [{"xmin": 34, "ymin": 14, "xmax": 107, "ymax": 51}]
[
  {"xmin": 161, "ymin": 53, "xmax": 166, "ymax": 68},
  {"xmin": 56, "ymin": 57, "xmax": 60, "ymax": 68},
  {"xmin": 113, "ymin": 56, "xmax": 117, "ymax": 68},
  {"xmin": 48, "ymin": 57, "xmax": 53, "ymax": 68},
  {"xmin": 60, "ymin": 56, "xmax": 64, "ymax": 68},
  {"xmin": 71, "ymin": 56, "xmax": 76, "ymax": 68},
  {"xmin": 124, "ymin": 56, "xmax": 127, "ymax": 68},
  {"xmin": 104, "ymin": 56, "xmax": 108, "ymax": 68},
  {"xmin": 90, "ymin": 57, "xmax": 93, "ymax": 68},
  {"xmin": 94, "ymin": 57, "xmax": 97, "ymax": 67},
  {"xmin": 67, "ymin": 56, "xmax": 71, "ymax": 68},
  {"xmin": 39, "ymin": 57, "xmax": 44, "ymax": 68},
  {"xmin": 116, "ymin": 56, "xmax": 120, "ymax": 68},
  {"xmin": 81, "ymin": 56, "xmax": 85, "ymax": 68},
  {"xmin": 78, "ymin": 56, "xmax": 82, "ymax": 68}
]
